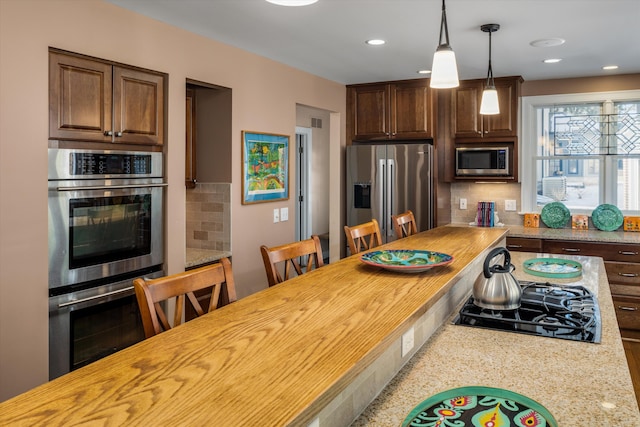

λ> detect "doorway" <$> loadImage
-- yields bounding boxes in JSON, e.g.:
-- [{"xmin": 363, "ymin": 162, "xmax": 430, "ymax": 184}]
[{"xmin": 295, "ymin": 105, "xmax": 331, "ymax": 263}]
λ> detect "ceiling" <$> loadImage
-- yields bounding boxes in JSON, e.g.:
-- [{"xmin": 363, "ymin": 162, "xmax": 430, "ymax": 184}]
[{"xmin": 105, "ymin": 0, "xmax": 640, "ymax": 85}]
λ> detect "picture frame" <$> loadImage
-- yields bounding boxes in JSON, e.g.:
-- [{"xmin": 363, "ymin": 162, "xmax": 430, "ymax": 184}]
[{"xmin": 241, "ymin": 131, "xmax": 289, "ymax": 204}]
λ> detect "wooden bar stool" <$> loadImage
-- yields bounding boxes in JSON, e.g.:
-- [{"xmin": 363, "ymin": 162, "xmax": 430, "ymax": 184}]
[
  {"xmin": 344, "ymin": 218, "xmax": 382, "ymax": 255},
  {"xmin": 392, "ymin": 210, "xmax": 417, "ymax": 238},
  {"xmin": 133, "ymin": 258, "xmax": 237, "ymax": 338},
  {"xmin": 260, "ymin": 235, "xmax": 325, "ymax": 287}
]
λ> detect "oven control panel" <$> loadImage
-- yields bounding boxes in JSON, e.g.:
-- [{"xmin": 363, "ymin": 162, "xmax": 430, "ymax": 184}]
[{"xmin": 48, "ymin": 148, "xmax": 163, "ymax": 180}]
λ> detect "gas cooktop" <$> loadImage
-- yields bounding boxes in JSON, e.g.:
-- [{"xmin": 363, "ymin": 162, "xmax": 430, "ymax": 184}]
[{"xmin": 454, "ymin": 281, "xmax": 601, "ymax": 343}]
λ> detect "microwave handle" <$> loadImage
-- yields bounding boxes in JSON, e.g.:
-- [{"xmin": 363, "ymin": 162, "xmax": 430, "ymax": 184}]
[{"xmin": 55, "ymin": 183, "xmax": 168, "ymax": 191}]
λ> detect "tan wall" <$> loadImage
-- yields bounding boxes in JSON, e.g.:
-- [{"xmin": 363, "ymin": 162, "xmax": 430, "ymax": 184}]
[
  {"xmin": 522, "ymin": 73, "xmax": 640, "ymax": 96},
  {"xmin": 0, "ymin": 0, "xmax": 345, "ymax": 400}
]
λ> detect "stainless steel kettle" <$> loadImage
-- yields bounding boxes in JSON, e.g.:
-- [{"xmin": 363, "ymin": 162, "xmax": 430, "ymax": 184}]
[{"xmin": 472, "ymin": 247, "xmax": 522, "ymax": 310}]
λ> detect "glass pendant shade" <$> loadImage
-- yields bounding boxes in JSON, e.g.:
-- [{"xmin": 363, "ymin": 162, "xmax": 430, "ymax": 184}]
[
  {"xmin": 480, "ymin": 86, "xmax": 500, "ymax": 115},
  {"xmin": 430, "ymin": 46, "xmax": 459, "ymax": 88},
  {"xmin": 430, "ymin": 0, "xmax": 459, "ymax": 89}
]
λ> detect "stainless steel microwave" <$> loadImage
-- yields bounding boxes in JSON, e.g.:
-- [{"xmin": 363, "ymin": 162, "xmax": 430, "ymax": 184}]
[{"xmin": 455, "ymin": 146, "xmax": 509, "ymax": 176}]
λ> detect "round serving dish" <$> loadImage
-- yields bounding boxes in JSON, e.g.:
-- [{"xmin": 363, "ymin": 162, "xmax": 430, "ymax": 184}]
[
  {"xmin": 359, "ymin": 249, "xmax": 453, "ymax": 273},
  {"xmin": 591, "ymin": 203, "xmax": 624, "ymax": 231},
  {"xmin": 523, "ymin": 257, "xmax": 583, "ymax": 279},
  {"xmin": 402, "ymin": 386, "xmax": 558, "ymax": 427},
  {"xmin": 541, "ymin": 202, "xmax": 571, "ymax": 228}
]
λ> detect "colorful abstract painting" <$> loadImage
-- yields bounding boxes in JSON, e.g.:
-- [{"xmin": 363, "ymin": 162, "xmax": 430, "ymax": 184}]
[{"xmin": 241, "ymin": 131, "xmax": 289, "ymax": 204}]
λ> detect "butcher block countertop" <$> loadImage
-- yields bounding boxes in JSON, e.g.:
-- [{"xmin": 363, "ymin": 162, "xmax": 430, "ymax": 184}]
[
  {"xmin": 353, "ymin": 251, "xmax": 640, "ymax": 426},
  {"xmin": 0, "ymin": 226, "xmax": 507, "ymax": 426}
]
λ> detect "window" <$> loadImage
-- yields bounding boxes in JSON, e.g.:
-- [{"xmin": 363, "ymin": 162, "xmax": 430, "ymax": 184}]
[{"xmin": 521, "ymin": 91, "xmax": 640, "ymax": 215}]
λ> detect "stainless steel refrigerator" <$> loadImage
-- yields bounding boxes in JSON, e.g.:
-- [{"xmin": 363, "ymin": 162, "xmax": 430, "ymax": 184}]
[{"xmin": 346, "ymin": 142, "xmax": 434, "ymax": 243}]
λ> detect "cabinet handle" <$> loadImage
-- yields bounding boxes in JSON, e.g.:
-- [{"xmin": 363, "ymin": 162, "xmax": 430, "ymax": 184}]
[
  {"xmin": 115, "ymin": 131, "xmax": 123, "ymax": 137},
  {"xmin": 104, "ymin": 130, "xmax": 113, "ymax": 136},
  {"xmin": 507, "ymin": 244, "xmax": 522, "ymax": 249},
  {"xmin": 561, "ymin": 248, "xmax": 581, "ymax": 253},
  {"xmin": 619, "ymin": 250, "xmax": 639, "ymax": 256},
  {"xmin": 618, "ymin": 306, "xmax": 638, "ymax": 312},
  {"xmin": 618, "ymin": 272, "xmax": 639, "ymax": 278}
]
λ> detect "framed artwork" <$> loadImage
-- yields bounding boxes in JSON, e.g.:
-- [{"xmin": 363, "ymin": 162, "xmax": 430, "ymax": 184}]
[{"xmin": 241, "ymin": 131, "xmax": 289, "ymax": 204}]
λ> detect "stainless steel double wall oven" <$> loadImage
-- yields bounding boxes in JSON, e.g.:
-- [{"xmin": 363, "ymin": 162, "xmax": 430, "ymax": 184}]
[{"xmin": 48, "ymin": 148, "xmax": 165, "ymax": 379}]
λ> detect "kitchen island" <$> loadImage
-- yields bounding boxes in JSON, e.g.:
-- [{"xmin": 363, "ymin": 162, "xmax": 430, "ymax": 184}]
[
  {"xmin": 0, "ymin": 226, "xmax": 506, "ymax": 426},
  {"xmin": 0, "ymin": 226, "xmax": 637, "ymax": 426},
  {"xmin": 353, "ymin": 251, "xmax": 640, "ymax": 426}
]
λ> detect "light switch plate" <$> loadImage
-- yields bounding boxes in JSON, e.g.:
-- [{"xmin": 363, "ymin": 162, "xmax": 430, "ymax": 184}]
[
  {"xmin": 505, "ymin": 200, "xmax": 517, "ymax": 211},
  {"xmin": 280, "ymin": 207, "xmax": 289, "ymax": 221},
  {"xmin": 402, "ymin": 326, "xmax": 415, "ymax": 357},
  {"xmin": 460, "ymin": 198, "xmax": 467, "ymax": 210},
  {"xmin": 273, "ymin": 208, "xmax": 280, "ymax": 223}
]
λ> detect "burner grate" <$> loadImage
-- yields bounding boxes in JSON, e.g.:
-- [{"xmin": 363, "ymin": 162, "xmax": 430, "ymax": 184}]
[{"xmin": 454, "ymin": 281, "xmax": 601, "ymax": 343}]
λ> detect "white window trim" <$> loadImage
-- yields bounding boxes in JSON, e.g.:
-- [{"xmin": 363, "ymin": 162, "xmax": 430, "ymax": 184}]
[{"xmin": 520, "ymin": 89, "xmax": 640, "ymax": 214}]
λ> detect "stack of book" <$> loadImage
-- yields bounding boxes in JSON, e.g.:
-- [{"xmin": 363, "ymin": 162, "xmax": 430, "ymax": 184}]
[{"xmin": 477, "ymin": 201, "xmax": 496, "ymax": 227}]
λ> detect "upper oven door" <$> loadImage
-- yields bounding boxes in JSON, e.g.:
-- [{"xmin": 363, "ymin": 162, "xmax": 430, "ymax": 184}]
[{"xmin": 48, "ymin": 179, "xmax": 164, "ymax": 289}]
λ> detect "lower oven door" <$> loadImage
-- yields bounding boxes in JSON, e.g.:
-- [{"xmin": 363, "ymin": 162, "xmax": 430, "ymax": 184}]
[
  {"xmin": 49, "ymin": 269, "xmax": 162, "ymax": 380},
  {"xmin": 48, "ymin": 179, "xmax": 165, "ymax": 289}
]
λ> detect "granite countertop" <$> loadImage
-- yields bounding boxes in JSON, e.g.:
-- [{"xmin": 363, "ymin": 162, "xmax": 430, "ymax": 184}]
[
  {"xmin": 352, "ymin": 251, "xmax": 640, "ymax": 426},
  {"xmin": 451, "ymin": 222, "xmax": 640, "ymax": 244},
  {"xmin": 185, "ymin": 248, "xmax": 231, "ymax": 268}
]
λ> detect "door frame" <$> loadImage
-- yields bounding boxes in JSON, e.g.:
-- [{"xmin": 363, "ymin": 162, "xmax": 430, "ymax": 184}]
[{"xmin": 295, "ymin": 126, "xmax": 312, "ymax": 242}]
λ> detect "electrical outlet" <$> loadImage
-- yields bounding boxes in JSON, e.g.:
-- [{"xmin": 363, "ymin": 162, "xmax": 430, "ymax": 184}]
[
  {"xmin": 505, "ymin": 200, "xmax": 517, "ymax": 211},
  {"xmin": 280, "ymin": 207, "xmax": 289, "ymax": 221},
  {"xmin": 460, "ymin": 198, "xmax": 467, "ymax": 210},
  {"xmin": 402, "ymin": 326, "xmax": 415, "ymax": 357},
  {"xmin": 273, "ymin": 208, "xmax": 280, "ymax": 223}
]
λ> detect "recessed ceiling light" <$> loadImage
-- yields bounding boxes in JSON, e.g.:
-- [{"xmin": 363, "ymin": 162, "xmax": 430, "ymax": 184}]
[
  {"xmin": 530, "ymin": 38, "xmax": 565, "ymax": 48},
  {"xmin": 366, "ymin": 39, "xmax": 386, "ymax": 46},
  {"xmin": 417, "ymin": 70, "xmax": 431, "ymax": 75},
  {"xmin": 265, "ymin": 0, "xmax": 318, "ymax": 6},
  {"xmin": 543, "ymin": 58, "xmax": 562, "ymax": 64},
  {"xmin": 603, "ymin": 65, "xmax": 619, "ymax": 70}
]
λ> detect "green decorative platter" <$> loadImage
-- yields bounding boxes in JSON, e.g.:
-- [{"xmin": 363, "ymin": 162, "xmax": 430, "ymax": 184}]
[
  {"xmin": 360, "ymin": 250, "xmax": 453, "ymax": 273},
  {"xmin": 592, "ymin": 204, "xmax": 624, "ymax": 231},
  {"xmin": 523, "ymin": 258, "xmax": 583, "ymax": 279},
  {"xmin": 402, "ymin": 386, "xmax": 558, "ymax": 427},
  {"xmin": 540, "ymin": 202, "xmax": 571, "ymax": 228}
]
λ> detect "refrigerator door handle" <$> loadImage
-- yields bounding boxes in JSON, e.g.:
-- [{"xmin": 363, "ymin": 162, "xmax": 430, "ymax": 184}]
[
  {"xmin": 387, "ymin": 159, "xmax": 395, "ymax": 238},
  {"xmin": 378, "ymin": 158, "xmax": 386, "ymax": 234}
]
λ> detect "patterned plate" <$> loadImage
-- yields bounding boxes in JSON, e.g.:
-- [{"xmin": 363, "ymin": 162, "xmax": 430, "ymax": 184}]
[
  {"xmin": 523, "ymin": 258, "xmax": 583, "ymax": 279},
  {"xmin": 592, "ymin": 204, "xmax": 624, "ymax": 231},
  {"xmin": 360, "ymin": 250, "xmax": 453, "ymax": 273},
  {"xmin": 540, "ymin": 202, "xmax": 570, "ymax": 229},
  {"xmin": 402, "ymin": 386, "xmax": 558, "ymax": 427}
]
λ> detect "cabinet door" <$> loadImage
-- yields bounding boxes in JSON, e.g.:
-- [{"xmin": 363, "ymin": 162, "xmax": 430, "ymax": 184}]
[
  {"xmin": 390, "ymin": 80, "xmax": 433, "ymax": 139},
  {"xmin": 349, "ymin": 84, "xmax": 389, "ymax": 140},
  {"xmin": 49, "ymin": 52, "xmax": 113, "ymax": 142},
  {"xmin": 484, "ymin": 79, "xmax": 519, "ymax": 137},
  {"xmin": 452, "ymin": 81, "xmax": 482, "ymax": 138},
  {"xmin": 185, "ymin": 88, "xmax": 196, "ymax": 188},
  {"xmin": 113, "ymin": 67, "xmax": 164, "ymax": 145}
]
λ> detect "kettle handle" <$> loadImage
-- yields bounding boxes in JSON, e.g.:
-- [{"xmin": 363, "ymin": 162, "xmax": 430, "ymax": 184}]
[{"xmin": 483, "ymin": 247, "xmax": 512, "ymax": 278}]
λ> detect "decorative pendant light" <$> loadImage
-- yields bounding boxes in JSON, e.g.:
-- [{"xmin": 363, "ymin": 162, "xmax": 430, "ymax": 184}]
[
  {"xmin": 479, "ymin": 23, "xmax": 500, "ymax": 115},
  {"xmin": 430, "ymin": 0, "xmax": 459, "ymax": 88}
]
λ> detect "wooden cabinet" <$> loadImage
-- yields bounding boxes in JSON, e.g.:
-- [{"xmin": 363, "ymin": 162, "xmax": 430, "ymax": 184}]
[
  {"xmin": 452, "ymin": 76, "xmax": 521, "ymax": 140},
  {"xmin": 347, "ymin": 79, "xmax": 433, "ymax": 141},
  {"xmin": 505, "ymin": 237, "xmax": 542, "ymax": 252},
  {"xmin": 49, "ymin": 50, "xmax": 165, "ymax": 146}
]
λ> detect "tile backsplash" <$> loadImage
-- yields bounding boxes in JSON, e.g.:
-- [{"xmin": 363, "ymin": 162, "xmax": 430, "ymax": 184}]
[
  {"xmin": 451, "ymin": 182, "xmax": 522, "ymax": 226},
  {"xmin": 186, "ymin": 183, "xmax": 231, "ymax": 251}
]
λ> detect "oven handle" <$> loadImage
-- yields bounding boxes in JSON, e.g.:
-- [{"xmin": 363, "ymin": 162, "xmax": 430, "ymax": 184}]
[
  {"xmin": 58, "ymin": 286, "xmax": 134, "ymax": 308},
  {"xmin": 55, "ymin": 183, "xmax": 168, "ymax": 191}
]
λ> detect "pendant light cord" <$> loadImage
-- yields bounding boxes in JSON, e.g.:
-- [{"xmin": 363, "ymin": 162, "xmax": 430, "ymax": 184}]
[
  {"xmin": 486, "ymin": 30, "xmax": 494, "ymax": 87},
  {"xmin": 438, "ymin": 0, "xmax": 450, "ymax": 47}
]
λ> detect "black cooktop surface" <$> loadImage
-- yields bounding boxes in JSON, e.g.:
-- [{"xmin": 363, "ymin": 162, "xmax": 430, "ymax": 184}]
[{"xmin": 453, "ymin": 281, "xmax": 601, "ymax": 343}]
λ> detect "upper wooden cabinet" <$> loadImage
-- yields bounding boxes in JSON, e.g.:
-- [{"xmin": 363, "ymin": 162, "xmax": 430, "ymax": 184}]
[
  {"xmin": 452, "ymin": 76, "xmax": 522, "ymax": 140},
  {"xmin": 49, "ymin": 50, "xmax": 165, "ymax": 146},
  {"xmin": 347, "ymin": 79, "xmax": 434, "ymax": 141},
  {"xmin": 185, "ymin": 87, "xmax": 196, "ymax": 188}
]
